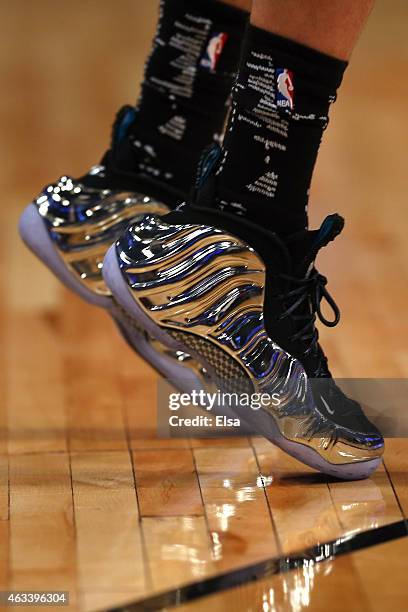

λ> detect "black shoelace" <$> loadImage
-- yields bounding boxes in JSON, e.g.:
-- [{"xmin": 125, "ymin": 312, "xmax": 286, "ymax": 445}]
[
  {"xmin": 278, "ymin": 269, "xmax": 378, "ymax": 429},
  {"xmin": 278, "ymin": 268, "xmax": 340, "ymax": 359}
]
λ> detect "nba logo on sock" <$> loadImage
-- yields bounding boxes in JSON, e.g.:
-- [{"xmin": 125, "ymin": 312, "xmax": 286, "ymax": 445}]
[
  {"xmin": 200, "ymin": 32, "xmax": 229, "ymax": 72},
  {"xmin": 276, "ymin": 68, "xmax": 295, "ymax": 111}
]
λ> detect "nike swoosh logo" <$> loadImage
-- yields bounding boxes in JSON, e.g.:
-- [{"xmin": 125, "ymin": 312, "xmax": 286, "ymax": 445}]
[{"xmin": 320, "ymin": 395, "xmax": 335, "ymax": 416}]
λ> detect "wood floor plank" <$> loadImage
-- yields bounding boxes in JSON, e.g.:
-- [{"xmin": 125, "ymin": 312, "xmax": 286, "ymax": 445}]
[
  {"xmin": 253, "ymin": 438, "xmax": 343, "ymax": 554},
  {"xmin": 133, "ymin": 449, "xmax": 203, "ymax": 517},
  {"xmin": 194, "ymin": 446, "xmax": 279, "ymax": 570},
  {"xmin": 383, "ymin": 438, "xmax": 408, "ymax": 518},
  {"xmin": 9, "ymin": 453, "xmax": 76, "ymax": 604},
  {"xmin": 4, "ymin": 207, "xmax": 67, "ymax": 457},
  {"xmin": 0, "ymin": 521, "xmax": 9, "ymax": 591},
  {"xmin": 0, "ymin": 397, "xmax": 6, "ymax": 456},
  {"xmin": 175, "ymin": 554, "xmax": 371, "ymax": 612},
  {"xmin": 71, "ymin": 451, "xmax": 147, "ymax": 609},
  {"xmin": 7, "ymin": 205, "xmax": 60, "ymax": 315},
  {"xmin": 190, "ymin": 437, "xmax": 251, "ymax": 448},
  {"xmin": 116, "ymin": 343, "xmax": 200, "ymax": 465},
  {"xmin": 119, "ymin": 346, "xmax": 191, "ymax": 450},
  {"xmin": 0, "ymin": 238, "xmax": 6, "ymax": 457},
  {"xmin": 130, "ymin": 438, "xmax": 191, "ymax": 450},
  {"xmin": 352, "ymin": 537, "xmax": 408, "ymax": 611},
  {"xmin": 328, "ymin": 462, "xmax": 403, "ymax": 533},
  {"xmin": 0, "ymin": 456, "xmax": 8, "ymax": 521},
  {"xmin": 142, "ymin": 516, "xmax": 214, "ymax": 592},
  {"xmin": 6, "ymin": 313, "xmax": 67, "ymax": 455},
  {"xmin": 62, "ymin": 293, "xmax": 128, "ymax": 452},
  {"xmin": 80, "ymin": 590, "xmax": 145, "ymax": 612}
]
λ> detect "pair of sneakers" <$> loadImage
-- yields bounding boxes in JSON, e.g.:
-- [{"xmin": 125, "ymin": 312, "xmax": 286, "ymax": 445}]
[{"xmin": 20, "ymin": 106, "xmax": 384, "ymax": 480}]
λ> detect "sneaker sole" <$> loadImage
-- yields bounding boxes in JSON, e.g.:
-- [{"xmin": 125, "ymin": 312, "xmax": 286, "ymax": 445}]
[{"xmin": 103, "ymin": 218, "xmax": 382, "ymax": 481}]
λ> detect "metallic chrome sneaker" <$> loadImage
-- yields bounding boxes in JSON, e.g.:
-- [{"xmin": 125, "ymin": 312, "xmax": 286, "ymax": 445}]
[
  {"xmin": 19, "ymin": 106, "xmax": 205, "ymax": 390},
  {"xmin": 102, "ymin": 177, "xmax": 384, "ymax": 480}
]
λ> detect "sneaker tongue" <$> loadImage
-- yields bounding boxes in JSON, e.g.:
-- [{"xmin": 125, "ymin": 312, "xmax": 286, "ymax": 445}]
[{"xmin": 286, "ymin": 214, "xmax": 345, "ymax": 274}]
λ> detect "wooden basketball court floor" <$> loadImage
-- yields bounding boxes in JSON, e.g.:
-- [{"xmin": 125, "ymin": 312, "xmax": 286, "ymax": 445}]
[{"xmin": 1, "ymin": 1, "xmax": 407, "ymax": 610}]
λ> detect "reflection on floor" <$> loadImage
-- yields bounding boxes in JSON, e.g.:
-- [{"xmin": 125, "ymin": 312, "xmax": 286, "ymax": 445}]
[
  {"xmin": 173, "ymin": 536, "xmax": 408, "ymax": 612},
  {"xmin": 1, "ymin": 0, "xmax": 408, "ymax": 610}
]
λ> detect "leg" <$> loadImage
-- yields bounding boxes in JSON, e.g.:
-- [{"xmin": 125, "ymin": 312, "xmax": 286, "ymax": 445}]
[
  {"xmin": 21, "ymin": 0, "xmax": 250, "ymax": 298},
  {"xmin": 133, "ymin": 0, "xmax": 249, "ymax": 201},
  {"xmin": 212, "ymin": 0, "xmax": 375, "ymax": 234},
  {"xmin": 20, "ymin": 0, "xmax": 249, "ymax": 390},
  {"xmin": 104, "ymin": 0, "xmax": 384, "ymax": 478},
  {"xmin": 251, "ymin": 0, "xmax": 374, "ymax": 59}
]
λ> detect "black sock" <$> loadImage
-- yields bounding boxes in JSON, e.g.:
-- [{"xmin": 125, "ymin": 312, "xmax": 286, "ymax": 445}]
[
  {"xmin": 115, "ymin": 0, "xmax": 248, "ymax": 201},
  {"xmin": 212, "ymin": 24, "xmax": 347, "ymax": 234}
]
